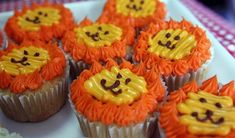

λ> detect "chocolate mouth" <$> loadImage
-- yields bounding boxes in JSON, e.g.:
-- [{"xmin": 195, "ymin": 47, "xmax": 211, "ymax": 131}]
[
  {"xmin": 158, "ymin": 40, "xmax": 176, "ymax": 50},
  {"xmin": 11, "ymin": 57, "xmax": 30, "ymax": 66},
  {"xmin": 85, "ymin": 32, "xmax": 102, "ymax": 41},
  {"xmin": 101, "ymin": 79, "xmax": 122, "ymax": 95},
  {"xmin": 25, "ymin": 16, "xmax": 41, "ymax": 24},
  {"xmin": 191, "ymin": 110, "xmax": 224, "ymax": 125},
  {"xmin": 126, "ymin": 4, "xmax": 142, "ymax": 11}
]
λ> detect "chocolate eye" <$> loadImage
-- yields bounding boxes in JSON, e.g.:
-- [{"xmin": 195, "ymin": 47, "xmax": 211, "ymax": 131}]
[
  {"xmin": 24, "ymin": 50, "xmax": 28, "ymax": 55},
  {"xmin": 199, "ymin": 98, "xmax": 207, "ymax": 103},
  {"xmin": 98, "ymin": 26, "xmax": 102, "ymax": 31},
  {"xmin": 174, "ymin": 36, "xmax": 180, "ymax": 40},
  {"xmin": 116, "ymin": 73, "xmax": 122, "ymax": 79},
  {"xmin": 104, "ymin": 31, "xmax": 109, "ymax": 35},
  {"xmin": 165, "ymin": 33, "xmax": 171, "ymax": 38},
  {"xmin": 215, "ymin": 103, "xmax": 222, "ymax": 108},
  {"xmin": 44, "ymin": 13, "xmax": 48, "ymax": 17},
  {"xmin": 38, "ymin": 11, "xmax": 43, "ymax": 15},
  {"xmin": 34, "ymin": 52, "xmax": 40, "ymax": 57},
  {"xmin": 130, "ymin": 0, "xmax": 134, "ymax": 2},
  {"xmin": 125, "ymin": 78, "xmax": 131, "ymax": 85},
  {"xmin": 140, "ymin": 0, "xmax": 144, "ymax": 4}
]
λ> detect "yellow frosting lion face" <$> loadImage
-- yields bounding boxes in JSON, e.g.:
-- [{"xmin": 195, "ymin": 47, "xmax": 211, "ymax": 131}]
[
  {"xmin": 148, "ymin": 29, "xmax": 196, "ymax": 60},
  {"xmin": 74, "ymin": 24, "xmax": 122, "ymax": 48},
  {"xmin": 116, "ymin": 0, "xmax": 156, "ymax": 17},
  {"xmin": 177, "ymin": 91, "xmax": 235, "ymax": 136},
  {"xmin": 0, "ymin": 46, "xmax": 50, "ymax": 76},
  {"xmin": 84, "ymin": 66, "xmax": 147, "ymax": 105},
  {"xmin": 17, "ymin": 8, "xmax": 61, "ymax": 31}
]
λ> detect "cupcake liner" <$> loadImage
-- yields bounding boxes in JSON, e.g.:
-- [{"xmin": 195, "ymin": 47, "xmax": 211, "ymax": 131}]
[
  {"xmin": 69, "ymin": 57, "xmax": 90, "ymax": 80},
  {"xmin": 0, "ymin": 30, "xmax": 8, "ymax": 50},
  {"xmin": 0, "ymin": 66, "xmax": 70, "ymax": 122},
  {"xmin": 163, "ymin": 46, "xmax": 214, "ymax": 93},
  {"xmin": 69, "ymin": 96, "xmax": 158, "ymax": 138}
]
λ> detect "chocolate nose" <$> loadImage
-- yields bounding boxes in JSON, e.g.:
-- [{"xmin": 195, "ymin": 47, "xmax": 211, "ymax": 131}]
[{"xmin": 166, "ymin": 41, "xmax": 171, "ymax": 46}]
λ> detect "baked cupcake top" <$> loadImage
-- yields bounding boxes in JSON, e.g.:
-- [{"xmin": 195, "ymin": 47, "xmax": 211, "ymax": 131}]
[
  {"xmin": 99, "ymin": 0, "xmax": 166, "ymax": 28},
  {"xmin": 134, "ymin": 19, "xmax": 211, "ymax": 76},
  {"xmin": 70, "ymin": 59, "xmax": 165, "ymax": 126},
  {"xmin": 159, "ymin": 76, "xmax": 235, "ymax": 137},
  {"xmin": 62, "ymin": 18, "xmax": 135, "ymax": 63},
  {"xmin": 0, "ymin": 41, "xmax": 66, "ymax": 93},
  {"xmin": 5, "ymin": 1, "xmax": 74, "ymax": 43}
]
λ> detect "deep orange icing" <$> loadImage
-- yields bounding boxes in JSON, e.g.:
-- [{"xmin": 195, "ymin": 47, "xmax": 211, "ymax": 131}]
[
  {"xmin": 0, "ymin": 40, "xmax": 66, "ymax": 93},
  {"xmin": 62, "ymin": 18, "xmax": 135, "ymax": 64},
  {"xmin": 159, "ymin": 76, "xmax": 235, "ymax": 137},
  {"xmin": 4, "ymin": 2, "xmax": 74, "ymax": 43},
  {"xmin": 98, "ymin": 0, "xmax": 166, "ymax": 28},
  {"xmin": 70, "ymin": 59, "xmax": 165, "ymax": 126},
  {"xmin": 134, "ymin": 19, "xmax": 211, "ymax": 76}
]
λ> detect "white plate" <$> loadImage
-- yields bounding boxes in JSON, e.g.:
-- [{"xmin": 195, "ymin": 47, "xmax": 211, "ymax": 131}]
[{"xmin": 0, "ymin": 0, "xmax": 235, "ymax": 138}]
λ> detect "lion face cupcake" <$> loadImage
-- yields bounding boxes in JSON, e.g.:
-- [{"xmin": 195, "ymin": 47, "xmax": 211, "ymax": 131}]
[
  {"xmin": 159, "ymin": 76, "xmax": 235, "ymax": 137},
  {"xmin": 0, "ymin": 40, "xmax": 69, "ymax": 122},
  {"xmin": 99, "ymin": 0, "xmax": 166, "ymax": 28},
  {"xmin": 5, "ymin": 1, "xmax": 74, "ymax": 43},
  {"xmin": 70, "ymin": 59, "xmax": 166, "ymax": 138},
  {"xmin": 134, "ymin": 19, "xmax": 212, "ymax": 92},
  {"xmin": 62, "ymin": 18, "xmax": 135, "ymax": 78}
]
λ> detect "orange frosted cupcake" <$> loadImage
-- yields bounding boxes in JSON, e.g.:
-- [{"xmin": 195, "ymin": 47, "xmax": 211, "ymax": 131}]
[
  {"xmin": 62, "ymin": 18, "xmax": 135, "ymax": 78},
  {"xmin": 134, "ymin": 19, "xmax": 212, "ymax": 92},
  {"xmin": 5, "ymin": 1, "xmax": 74, "ymax": 43},
  {"xmin": 99, "ymin": 0, "xmax": 166, "ymax": 29},
  {"xmin": 159, "ymin": 76, "xmax": 235, "ymax": 138},
  {"xmin": 0, "ymin": 40, "xmax": 69, "ymax": 122},
  {"xmin": 70, "ymin": 59, "xmax": 166, "ymax": 138}
]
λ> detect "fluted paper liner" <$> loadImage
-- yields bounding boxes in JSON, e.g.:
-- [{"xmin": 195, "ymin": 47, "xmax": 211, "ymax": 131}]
[
  {"xmin": 162, "ymin": 47, "xmax": 214, "ymax": 93},
  {"xmin": 0, "ymin": 66, "xmax": 69, "ymax": 122},
  {"xmin": 69, "ymin": 96, "xmax": 158, "ymax": 138}
]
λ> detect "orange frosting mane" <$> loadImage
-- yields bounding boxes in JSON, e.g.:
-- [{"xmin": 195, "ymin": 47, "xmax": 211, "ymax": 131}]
[
  {"xmin": 134, "ymin": 19, "xmax": 211, "ymax": 76},
  {"xmin": 70, "ymin": 59, "xmax": 165, "ymax": 126},
  {"xmin": 0, "ymin": 40, "xmax": 66, "ymax": 93},
  {"xmin": 62, "ymin": 18, "xmax": 135, "ymax": 64},
  {"xmin": 159, "ymin": 76, "xmax": 235, "ymax": 138},
  {"xmin": 98, "ymin": 0, "xmax": 166, "ymax": 28},
  {"xmin": 4, "ymin": 1, "xmax": 74, "ymax": 43}
]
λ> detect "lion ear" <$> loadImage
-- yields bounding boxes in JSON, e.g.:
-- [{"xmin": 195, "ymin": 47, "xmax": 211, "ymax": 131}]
[{"xmin": 200, "ymin": 76, "xmax": 219, "ymax": 95}]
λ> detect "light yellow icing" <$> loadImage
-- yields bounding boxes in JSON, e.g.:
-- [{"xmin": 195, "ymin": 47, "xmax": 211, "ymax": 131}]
[
  {"xmin": 74, "ymin": 24, "xmax": 122, "ymax": 48},
  {"xmin": 0, "ymin": 46, "xmax": 50, "ymax": 76},
  {"xmin": 177, "ymin": 91, "xmax": 235, "ymax": 136},
  {"xmin": 17, "ymin": 8, "xmax": 61, "ymax": 31},
  {"xmin": 148, "ymin": 29, "xmax": 196, "ymax": 60},
  {"xmin": 116, "ymin": 0, "xmax": 156, "ymax": 18},
  {"xmin": 84, "ymin": 66, "xmax": 147, "ymax": 105}
]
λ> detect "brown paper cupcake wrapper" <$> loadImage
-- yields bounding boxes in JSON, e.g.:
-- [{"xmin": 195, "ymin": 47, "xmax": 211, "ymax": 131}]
[
  {"xmin": 69, "ymin": 96, "xmax": 157, "ymax": 138},
  {"xmin": 163, "ymin": 46, "xmax": 214, "ymax": 93},
  {"xmin": 0, "ymin": 66, "xmax": 70, "ymax": 122},
  {"xmin": 0, "ymin": 30, "xmax": 8, "ymax": 50}
]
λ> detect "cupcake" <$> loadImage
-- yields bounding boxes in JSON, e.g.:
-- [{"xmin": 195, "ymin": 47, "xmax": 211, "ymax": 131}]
[
  {"xmin": 159, "ymin": 76, "xmax": 235, "ymax": 137},
  {"xmin": 0, "ymin": 30, "xmax": 7, "ymax": 50},
  {"xmin": 99, "ymin": 0, "xmax": 166, "ymax": 29},
  {"xmin": 0, "ymin": 126, "xmax": 22, "ymax": 138},
  {"xmin": 4, "ymin": 1, "xmax": 74, "ymax": 43},
  {"xmin": 0, "ymin": 40, "xmax": 69, "ymax": 122},
  {"xmin": 134, "ymin": 19, "xmax": 212, "ymax": 92},
  {"xmin": 69, "ymin": 59, "xmax": 166, "ymax": 138},
  {"xmin": 62, "ymin": 18, "xmax": 135, "ymax": 78}
]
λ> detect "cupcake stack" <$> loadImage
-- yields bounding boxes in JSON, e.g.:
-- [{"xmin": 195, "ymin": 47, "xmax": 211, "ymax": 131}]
[{"xmin": 0, "ymin": 0, "xmax": 233, "ymax": 138}]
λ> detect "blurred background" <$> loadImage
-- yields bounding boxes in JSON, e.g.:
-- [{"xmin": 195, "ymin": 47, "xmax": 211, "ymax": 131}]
[{"xmin": 198, "ymin": 0, "xmax": 235, "ymax": 25}]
